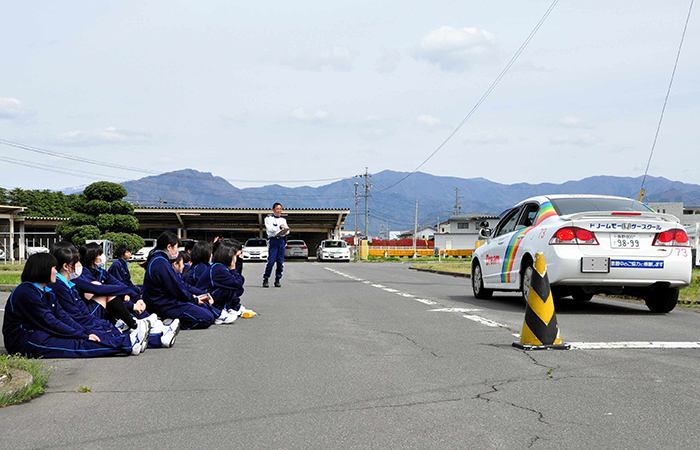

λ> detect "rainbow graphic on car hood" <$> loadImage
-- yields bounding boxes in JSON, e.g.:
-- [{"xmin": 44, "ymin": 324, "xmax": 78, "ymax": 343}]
[{"xmin": 501, "ymin": 201, "xmax": 557, "ymax": 283}]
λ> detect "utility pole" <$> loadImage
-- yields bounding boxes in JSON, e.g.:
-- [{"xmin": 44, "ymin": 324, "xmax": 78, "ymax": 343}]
[
  {"xmin": 354, "ymin": 182, "xmax": 359, "ymax": 246},
  {"xmin": 159, "ymin": 196, "xmax": 167, "ymax": 208},
  {"xmin": 413, "ymin": 199, "xmax": 418, "ymax": 258},
  {"xmin": 454, "ymin": 188, "xmax": 463, "ymax": 216},
  {"xmin": 355, "ymin": 168, "xmax": 371, "ymax": 239}
]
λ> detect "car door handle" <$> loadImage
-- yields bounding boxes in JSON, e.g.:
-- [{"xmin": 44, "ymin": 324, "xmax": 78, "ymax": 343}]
[{"xmin": 516, "ymin": 236, "xmax": 524, "ymax": 240}]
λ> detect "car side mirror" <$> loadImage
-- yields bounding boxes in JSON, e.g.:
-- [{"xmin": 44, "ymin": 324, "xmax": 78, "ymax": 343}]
[
  {"xmin": 480, "ymin": 220, "xmax": 490, "ymax": 228},
  {"xmin": 479, "ymin": 228, "xmax": 492, "ymax": 238}
]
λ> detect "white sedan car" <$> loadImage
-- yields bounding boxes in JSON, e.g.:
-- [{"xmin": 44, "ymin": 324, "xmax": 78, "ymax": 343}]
[
  {"xmin": 316, "ymin": 240, "xmax": 351, "ymax": 262},
  {"xmin": 130, "ymin": 239, "xmax": 157, "ymax": 262},
  {"xmin": 242, "ymin": 238, "xmax": 269, "ymax": 261},
  {"xmin": 285, "ymin": 240, "xmax": 309, "ymax": 259},
  {"xmin": 471, "ymin": 194, "xmax": 692, "ymax": 312}
]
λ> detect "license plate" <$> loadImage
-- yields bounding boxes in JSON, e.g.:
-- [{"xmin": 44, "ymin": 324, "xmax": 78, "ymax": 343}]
[
  {"xmin": 581, "ymin": 257, "xmax": 610, "ymax": 273},
  {"xmin": 610, "ymin": 234, "xmax": 640, "ymax": 249}
]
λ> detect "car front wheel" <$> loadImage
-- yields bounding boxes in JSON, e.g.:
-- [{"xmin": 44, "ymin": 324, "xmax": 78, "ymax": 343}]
[
  {"xmin": 520, "ymin": 265, "xmax": 533, "ymax": 305},
  {"xmin": 472, "ymin": 262, "xmax": 492, "ymax": 299},
  {"xmin": 644, "ymin": 288, "xmax": 679, "ymax": 313}
]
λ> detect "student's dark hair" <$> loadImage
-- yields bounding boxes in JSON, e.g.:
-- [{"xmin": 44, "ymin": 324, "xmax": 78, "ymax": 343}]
[
  {"xmin": 272, "ymin": 202, "xmax": 282, "ymax": 209},
  {"xmin": 184, "ymin": 240, "xmax": 196, "ymax": 252},
  {"xmin": 143, "ymin": 231, "xmax": 180, "ymax": 267},
  {"xmin": 183, "ymin": 241, "xmax": 212, "ymax": 278},
  {"xmin": 180, "ymin": 251, "xmax": 191, "ymax": 264},
  {"xmin": 212, "ymin": 240, "xmax": 241, "ymax": 267},
  {"xmin": 51, "ymin": 241, "xmax": 79, "ymax": 270},
  {"xmin": 79, "ymin": 242, "xmax": 103, "ymax": 273},
  {"xmin": 115, "ymin": 244, "xmax": 131, "ymax": 258},
  {"xmin": 22, "ymin": 253, "xmax": 58, "ymax": 284}
]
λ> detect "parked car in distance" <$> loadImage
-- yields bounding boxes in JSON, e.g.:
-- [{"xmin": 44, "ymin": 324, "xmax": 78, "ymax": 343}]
[
  {"xmin": 471, "ymin": 194, "xmax": 692, "ymax": 313},
  {"xmin": 26, "ymin": 246, "xmax": 50, "ymax": 257},
  {"xmin": 316, "ymin": 240, "xmax": 351, "ymax": 262},
  {"xmin": 130, "ymin": 238, "xmax": 157, "ymax": 262},
  {"xmin": 242, "ymin": 238, "xmax": 269, "ymax": 261},
  {"xmin": 285, "ymin": 240, "xmax": 309, "ymax": 259}
]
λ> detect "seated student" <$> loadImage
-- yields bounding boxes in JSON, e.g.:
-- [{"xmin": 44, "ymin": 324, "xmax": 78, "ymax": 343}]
[
  {"xmin": 180, "ymin": 250, "xmax": 192, "ymax": 280},
  {"xmin": 183, "ymin": 241, "xmax": 213, "ymax": 287},
  {"xmin": 73, "ymin": 243, "xmax": 148, "ymax": 328},
  {"xmin": 72, "ymin": 243, "xmax": 148, "ymax": 331},
  {"xmin": 142, "ymin": 231, "xmax": 236, "ymax": 329},
  {"xmin": 2, "ymin": 253, "xmax": 149, "ymax": 358},
  {"xmin": 171, "ymin": 251, "xmax": 232, "ymax": 325},
  {"xmin": 50, "ymin": 242, "xmax": 179, "ymax": 348},
  {"xmin": 108, "ymin": 244, "xmax": 142, "ymax": 295},
  {"xmin": 196, "ymin": 240, "xmax": 254, "ymax": 318}
]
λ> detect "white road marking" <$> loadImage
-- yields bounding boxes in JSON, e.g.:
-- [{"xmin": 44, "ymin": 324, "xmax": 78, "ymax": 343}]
[
  {"xmin": 462, "ymin": 315, "xmax": 510, "ymax": 328},
  {"xmin": 398, "ymin": 293, "xmax": 415, "ymax": 298},
  {"xmin": 371, "ymin": 284, "xmax": 385, "ymax": 288},
  {"xmin": 430, "ymin": 308, "xmax": 483, "ymax": 313},
  {"xmin": 414, "ymin": 298, "xmax": 439, "ymax": 305},
  {"xmin": 569, "ymin": 342, "xmax": 700, "ymax": 350},
  {"xmin": 382, "ymin": 288, "xmax": 399, "ymax": 293}
]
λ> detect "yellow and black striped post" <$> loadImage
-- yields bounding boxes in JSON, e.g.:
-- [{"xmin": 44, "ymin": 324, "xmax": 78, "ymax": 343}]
[{"xmin": 513, "ymin": 252, "xmax": 569, "ymax": 350}]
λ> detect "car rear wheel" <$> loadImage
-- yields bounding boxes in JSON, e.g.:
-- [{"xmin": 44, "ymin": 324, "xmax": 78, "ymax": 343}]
[
  {"xmin": 520, "ymin": 265, "xmax": 533, "ymax": 305},
  {"xmin": 572, "ymin": 292, "xmax": 593, "ymax": 302},
  {"xmin": 644, "ymin": 288, "xmax": 679, "ymax": 313},
  {"xmin": 472, "ymin": 262, "xmax": 492, "ymax": 299}
]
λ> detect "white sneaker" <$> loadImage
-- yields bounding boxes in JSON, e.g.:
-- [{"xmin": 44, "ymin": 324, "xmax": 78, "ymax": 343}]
[
  {"xmin": 218, "ymin": 309, "xmax": 237, "ymax": 325},
  {"xmin": 160, "ymin": 319, "xmax": 180, "ymax": 348},
  {"xmin": 129, "ymin": 320, "xmax": 150, "ymax": 356},
  {"xmin": 145, "ymin": 313, "xmax": 158, "ymax": 328},
  {"xmin": 115, "ymin": 319, "xmax": 130, "ymax": 333},
  {"xmin": 150, "ymin": 319, "xmax": 167, "ymax": 335}
]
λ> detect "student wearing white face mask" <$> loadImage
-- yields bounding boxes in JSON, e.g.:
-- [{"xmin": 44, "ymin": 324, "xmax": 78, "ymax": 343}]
[
  {"xmin": 73, "ymin": 243, "xmax": 149, "ymax": 332},
  {"xmin": 49, "ymin": 242, "xmax": 179, "ymax": 349}
]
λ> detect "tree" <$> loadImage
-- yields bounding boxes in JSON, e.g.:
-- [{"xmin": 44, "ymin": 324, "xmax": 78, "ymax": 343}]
[
  {"xmin": 60, "ymin": 181, "xmax": 143, "ymax": 252},
  {"xmin": 4, "ymin": 188, "xmax": 77, "ymax": 217}
]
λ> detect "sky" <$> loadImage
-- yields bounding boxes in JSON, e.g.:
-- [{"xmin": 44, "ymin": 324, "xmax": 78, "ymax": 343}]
[{"xmin": 1, "ymin": 0, "xmax": 699, "ymax": 193}]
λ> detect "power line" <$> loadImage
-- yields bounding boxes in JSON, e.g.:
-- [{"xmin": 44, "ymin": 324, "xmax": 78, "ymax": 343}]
[
  {"xmin": 377, "ymin": 0, "xmax": 560, "ymax": 194},
  {"xmin": 640, "ymin": 0, "xmax": 694, "ymax": 199}
]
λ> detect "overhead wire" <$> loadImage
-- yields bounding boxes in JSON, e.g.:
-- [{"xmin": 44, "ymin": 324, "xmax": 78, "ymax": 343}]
[
  {"xmin": 376, "ymin": 0, "xmax": 561, "ymax": 194},
  {"xmin": 640, "ymin": 0, "xmax": 694, "ymax": 196}
]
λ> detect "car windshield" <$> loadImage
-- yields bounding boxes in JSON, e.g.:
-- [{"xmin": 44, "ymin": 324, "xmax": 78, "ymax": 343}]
[
  {"xmin": 143, "ymin": 239, "xmax": 156, "ymax": 247},
  {"xmin": 325, "ymin": 241, "xmax": 346, "ymax": 248},
  {"xmin": 288, "ymin": 241, "xmax": 305, "ymax": 246},
  {"xmin": 550, "ymin": 197, "xmax": 652, "ymax": 215},
  {"xmin": 245, "ymin": 239, "xmax": 267, "ymax": 247}
]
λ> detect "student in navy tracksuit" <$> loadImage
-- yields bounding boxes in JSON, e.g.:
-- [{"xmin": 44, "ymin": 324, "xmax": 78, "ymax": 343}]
[
  {"xmin": 49, "ymin": 242, "xmax": 178, "ymax": 348},
  {"xmin": 142, "ymin": 232, "xmax": 220, "ymax": 330},
  {"xmin": 73, "ymin": 243, "xmax": 145, "ymax": 327},
  {"xmin": 195, "ymin": 240, "xmax": 247, "ymax": 316},
  {"xmin": 2, "ymin": 253, "xmax": 149, "ymax": 358},
  {"xmin": 183, "ymin": 241, "xmax": 213, "ymax": 287},
  {"xmin": 108, "ymin": 244, "xmax": 143, "ymax": 296},
  {"xmin": 263, "ymin": 202, "xmax": 289, "ymax": 288}
]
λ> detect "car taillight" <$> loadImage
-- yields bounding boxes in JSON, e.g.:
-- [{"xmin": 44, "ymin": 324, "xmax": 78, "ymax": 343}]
[
  {"xmin": 285, "ymin": 246, "xmax": 291, "ymax": 249},
  {"xmin": 301, "ymin": 246, "xmax": 307, "ymax": 249},
  {"xmin": 549, "ymin": 226, "xmax": 599, "ymax": 245},
  {"xmin": 652, "ymin": 228, "xmax": 690, "ymax": 247}
]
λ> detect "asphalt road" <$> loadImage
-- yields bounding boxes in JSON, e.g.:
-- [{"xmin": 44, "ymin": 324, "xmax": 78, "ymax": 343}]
[{"xmin": 2, "ymin": 261, "xmax": 700, "ymax": 449}]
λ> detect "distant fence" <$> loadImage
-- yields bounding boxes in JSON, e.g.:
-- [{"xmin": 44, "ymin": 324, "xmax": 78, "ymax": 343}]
[{"xmin": 365, "ymin": 247, "xmax": 473, "ymax": 258}]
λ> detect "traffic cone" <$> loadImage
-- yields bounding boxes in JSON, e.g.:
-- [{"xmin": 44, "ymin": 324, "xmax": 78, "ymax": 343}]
[{"xmin": 513, "ymin": 252, "xmax": 569, "ymax": 350}]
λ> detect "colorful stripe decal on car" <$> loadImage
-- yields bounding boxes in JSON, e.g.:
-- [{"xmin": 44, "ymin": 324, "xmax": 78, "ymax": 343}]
[{"xmin": 500, "ymin": 202, "xmax": 558, "ymax": 283}]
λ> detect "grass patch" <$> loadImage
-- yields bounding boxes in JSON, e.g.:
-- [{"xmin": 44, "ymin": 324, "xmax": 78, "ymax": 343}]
[
  {"xmin": 0, "ymin": 354, "xmax": 52, "ymax": 407},
  {"xmin": 411, "ymin": 261, "xmax": 472, "ymax": 275},
  {"xmin": 76, "ymin": 385, "xmax": 92, "ymax": 393}
]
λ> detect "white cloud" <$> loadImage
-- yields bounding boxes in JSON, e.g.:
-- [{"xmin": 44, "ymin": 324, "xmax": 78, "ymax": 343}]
[
  {"xmin": 413, "ymin": 26, "xmax": 497, "ymax": 71},
  {"xmin": 291, "ymin": 107, "xmax": 329, "ymax": 121},
  {"xmin": 0, "ymin": 97, "xmax": 25, "ymax": 119},
  {"xmin": 55, "ymin": 126, "xmax": 153, "ymax": 146},
  {"xmin": 416, "ymin": 114, "xmax": 443, "ymax": 129},
  {"xmin": 376, "ymin": 49, "xmax": 401, "ymax": 74},
  {"xmin": 559, "ymin": 116, "xmax": 583, "ymax": 128},
  {"xmin": 550, "ymin": 133, "xmax": 601, "ymax": 147},
  {"xmin": 284, "ymin": 46, "xmax": 356, "ymax": 72}
]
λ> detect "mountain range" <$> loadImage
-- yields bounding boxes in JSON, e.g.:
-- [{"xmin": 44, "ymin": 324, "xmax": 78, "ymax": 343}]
[{"xmin": 65, "ymin": 169, "xmax": 700, "ymax": 236}]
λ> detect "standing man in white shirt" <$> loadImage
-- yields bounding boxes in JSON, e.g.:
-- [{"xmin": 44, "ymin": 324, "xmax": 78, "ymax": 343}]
[{"xmin": 263, "ymin": 202, "xmax": 289, "ymax": 288}]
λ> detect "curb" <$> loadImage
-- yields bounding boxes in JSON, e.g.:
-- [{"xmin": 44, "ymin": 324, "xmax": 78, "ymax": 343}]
[
  {"xmin": 0, "ymin": 285, "xmax": 16, "ymax": 292},
  {"xmin": 410, "ymin": 266, "xmax": 471, "ymax": 278},
  {"xmin": 0, "ymin": 368, "xmax": 34, "ymax": 402}
]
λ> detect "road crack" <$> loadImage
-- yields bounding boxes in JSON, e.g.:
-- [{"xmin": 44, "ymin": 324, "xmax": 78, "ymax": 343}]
[
  {"xmin": 474, "ymin": 379, "xmax": 549, "ymax": 425},
  {"xmin": 379, "ymin": 330, "xmax": 442, "ymax": 357}
]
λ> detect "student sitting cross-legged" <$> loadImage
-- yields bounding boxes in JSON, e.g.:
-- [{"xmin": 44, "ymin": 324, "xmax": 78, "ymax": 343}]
[
  {"xmin": 108, "ymin": 244, "xmax": 143, "ymax": 296},
  {"xmin": 2, "ymin": 253, "xmax": 150, "ymax": 358}
]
